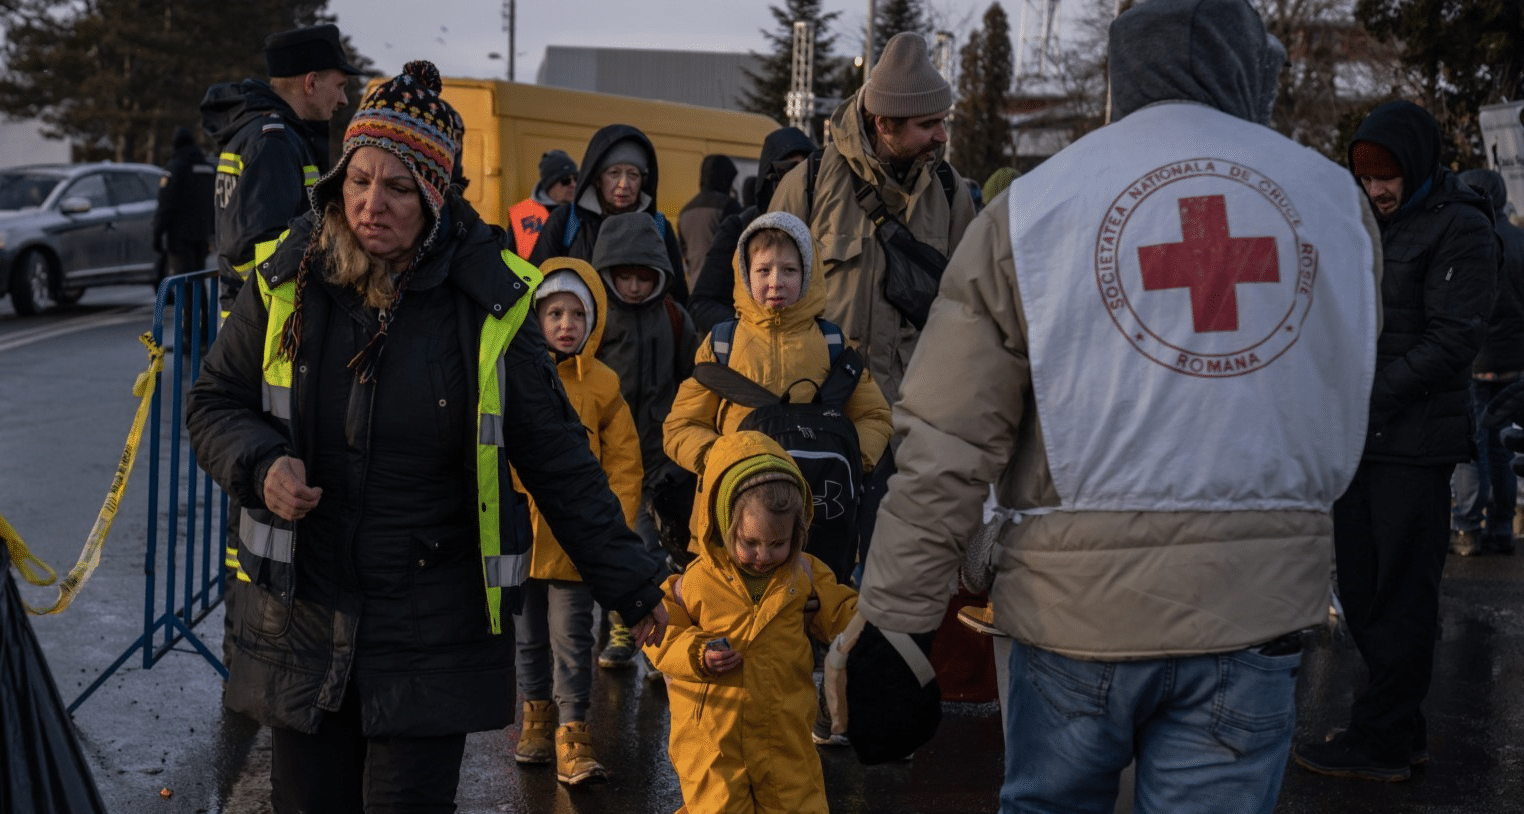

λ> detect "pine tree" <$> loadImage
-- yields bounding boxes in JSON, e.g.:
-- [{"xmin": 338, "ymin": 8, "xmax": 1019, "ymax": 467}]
[
  {"xmin": 1354, "ymin": 0, "xmax": 1524, "ymax": 167},
  {"xmin": 951, "ymin": 3, "xmax": 1014, "ymax": 187},
  {"xmin": 873, "ymin": 0, "xmax": 930, "ymax": 62},
  {"xmin": 740, "ymin": 0, "xmax": 848, "ymax": 141},
  {"xmin": 0, "ymin": 1, "xmax": 370, "ymax": 164}
]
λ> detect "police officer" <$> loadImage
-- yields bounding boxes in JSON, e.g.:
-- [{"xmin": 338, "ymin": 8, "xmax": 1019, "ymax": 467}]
[{"xmin": 201, "ymin": 23, "xmax": 361, "ymax": 317}]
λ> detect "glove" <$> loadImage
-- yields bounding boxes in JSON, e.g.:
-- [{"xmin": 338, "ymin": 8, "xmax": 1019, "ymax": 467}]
[
  {"xmin": 1482, "ymin": 379, "xmax": 1524, "ymax": 429},
  {"xmin": 835, "ymin": 616, "xmax": 941, "ymax": 764}
]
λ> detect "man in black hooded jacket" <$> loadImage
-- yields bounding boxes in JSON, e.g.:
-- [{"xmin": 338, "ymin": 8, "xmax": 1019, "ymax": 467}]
[
  {"xmin": 1294, "ymin": 100, "xmax": 1496, "ymax": 782},
  {"xmin": 687, "ymin": 127, "xmax": 816, "ymax": 334}
]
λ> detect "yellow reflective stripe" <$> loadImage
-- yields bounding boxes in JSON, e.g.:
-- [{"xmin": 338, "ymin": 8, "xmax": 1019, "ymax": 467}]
[
  {"xmin": 255, "ymin": 231, "xmax": 296, "ymax": 394},
  {"xmin": 217, "ymin": 152, "xmax": 243, "ymax": 175},
  {"xmin": 477, "ymin": 250, "xmax": 542, "ymax": 635},
  {"xmin": 302, "ymin": 165, "xmax": 319, "ymax": 187}
]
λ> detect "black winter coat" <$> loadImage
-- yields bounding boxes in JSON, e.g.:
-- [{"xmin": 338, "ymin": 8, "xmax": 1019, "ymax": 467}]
[
  {"xmin": 1459, "ymin": 169, "xmax": 1524, "ymax": 374},
  {"xmin": 187, "ymin": 197, "xmax": 665, "ymax": 737},
  {"xmin": 1351, "ymin": 103, "xmax": 1497, "ymax": 464},
  {"xmin": 200, "ymin": 79, "xmax": 330, "ymax": 310},
  {"xmin": 152, "ymin": 143, "xmax": 214, "ymax": 245},
  {"xmin": 529, "ymin": 124, "xmax": 689, "ymax": 303}
]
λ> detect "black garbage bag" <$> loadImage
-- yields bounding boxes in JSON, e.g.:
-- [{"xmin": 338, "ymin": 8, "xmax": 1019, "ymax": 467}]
[{"xmin": 1, "ymin": 566, "xmax": 108, "ymax": 814}]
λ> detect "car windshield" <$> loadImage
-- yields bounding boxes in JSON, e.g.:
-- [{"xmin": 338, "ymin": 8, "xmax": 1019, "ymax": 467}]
[{"xmin": 0, "ymin": 172, "xmax": 62, "ymax": 211}]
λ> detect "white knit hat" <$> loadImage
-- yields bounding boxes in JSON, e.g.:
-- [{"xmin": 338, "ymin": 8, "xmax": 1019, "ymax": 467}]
[{"xmin": 535, "ymin": 270, "xmax": 596, "ymax": 352}]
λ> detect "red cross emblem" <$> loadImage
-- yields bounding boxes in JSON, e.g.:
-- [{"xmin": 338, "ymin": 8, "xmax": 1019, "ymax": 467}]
[{"xmin": 1137, "ymin": 195, "xmax": 1279, "ymax": 333}]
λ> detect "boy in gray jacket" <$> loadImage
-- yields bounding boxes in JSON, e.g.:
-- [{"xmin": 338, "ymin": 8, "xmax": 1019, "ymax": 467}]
[{"xmin": 590, "ymin": 212, "xmax": 700, "ymax": 667}]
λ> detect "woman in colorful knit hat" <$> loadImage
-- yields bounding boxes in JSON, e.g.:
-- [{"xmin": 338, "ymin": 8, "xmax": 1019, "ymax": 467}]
[{"xmin": 187, "ymin": 60, "xmax": 668, "ymax": 811}]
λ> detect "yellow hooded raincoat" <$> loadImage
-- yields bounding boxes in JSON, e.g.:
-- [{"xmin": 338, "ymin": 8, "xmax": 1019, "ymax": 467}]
[
  {"xmin": 662, "ymin": 215, "xmax": 891, "ymax": 478},
  {"xmin": 520, "ymin": 257, "xmax": 643, "ymax": 581},
  {"xmin": 646, "ymin": 432, "xmax": 858, "ymax": 814}
]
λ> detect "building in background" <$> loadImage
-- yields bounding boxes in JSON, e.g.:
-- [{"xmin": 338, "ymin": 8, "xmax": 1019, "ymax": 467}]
[
  {"xmin": 0, "ymin": 119, "xmax": 72, "ymax": 167},
  {"xmin": 536, "ymin": 46, "xmax": 764, "ymax": 113}
]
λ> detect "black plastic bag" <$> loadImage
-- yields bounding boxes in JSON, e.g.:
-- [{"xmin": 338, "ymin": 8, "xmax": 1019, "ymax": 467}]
[{"xmin": 1, "ymin": 567, "xmax": 109, "ymax": 814}]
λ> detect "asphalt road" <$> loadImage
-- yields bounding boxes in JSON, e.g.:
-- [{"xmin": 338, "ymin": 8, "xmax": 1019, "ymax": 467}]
[{"xmin": 4, "ymin": 282, "xmax": 1524, "ymax": 813}]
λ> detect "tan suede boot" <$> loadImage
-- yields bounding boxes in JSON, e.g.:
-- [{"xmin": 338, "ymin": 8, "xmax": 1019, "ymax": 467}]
[
  {"xmin": 555, "ymin": 721, "xmax": 607, "ymax": 784},
  {"xmin": 514, "ymin": 700, "xmax": 556, "ymax": 764}
]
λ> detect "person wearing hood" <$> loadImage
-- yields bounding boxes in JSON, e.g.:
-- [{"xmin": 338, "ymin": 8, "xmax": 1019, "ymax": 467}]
[
  {"xmin": 678, "ymin": 154, "xmax": 741, "ymax": 290},
  {"xmin": 1293, "ymin": 101, "xmax": 1496, "ymax": 783},
  {"xmin": 1449, "ymin": 168, "xmax": 1524, "ymax": 557},
  {"xmin": 152, "ymin": 126, "xmax": 215, "ymax": 281},
  {"xmin": 842, "ymin": 0, "xmax": 1382, "ymax": 809},
  {"xmin": 185, "ymin": 61, "xmax": 668, "ymax": 811},
  {"xmin": 689, "ymin": 127, "xmax": 817, "ymax": 333},
  {"xmin": 644, "ymin": 431, "xmax": 858, "ymax": 814},
  {"xmin": 589, "ymin": 211, "xmax": 700, "ymax": 668},
  {"xmin": 529, "ymin": 124, "xmax": 690, "ymax": 303},
  {"xmin": 664, "ymin": 210, "xmax": 891, "ymax": 579},
  {"xmin": 511, "ymin": 257, "xmax": 643, "ymax": 785},
  {"xmin": 506, "ymin": 149, "xmax": 578, "ymax": 260},
  {"xmin": 200, "ymin": 23, "xmax": 361, "ymax": 319}
]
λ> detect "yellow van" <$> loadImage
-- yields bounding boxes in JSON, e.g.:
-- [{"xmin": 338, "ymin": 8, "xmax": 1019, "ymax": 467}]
[{"xmin": 367, "ymin": 76, "xmax": 780, "ymax": 227}]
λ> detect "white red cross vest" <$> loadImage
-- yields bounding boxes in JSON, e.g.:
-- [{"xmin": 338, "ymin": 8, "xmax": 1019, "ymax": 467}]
[{"xmin": 1009, "ymin": 102, "xmax": 1377, "ymax": 513}]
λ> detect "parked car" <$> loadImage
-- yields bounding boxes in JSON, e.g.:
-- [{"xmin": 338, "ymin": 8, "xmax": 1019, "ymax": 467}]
[{"xmin": 0, "ymin": 162, "xmax": 168, "ymax": 314}]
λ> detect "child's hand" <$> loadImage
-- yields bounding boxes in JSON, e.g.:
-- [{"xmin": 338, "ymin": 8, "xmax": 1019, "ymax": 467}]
[{"xmin": 704, "ymin": 644, "xmax": 742, "ymax": 674}]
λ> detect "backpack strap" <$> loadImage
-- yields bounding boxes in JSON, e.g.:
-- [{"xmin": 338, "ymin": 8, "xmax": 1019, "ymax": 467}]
[
  {"xmin": 691, "ymin": 362, "xmax": 779, "ymax": 409},
  {"xmin": 934, "ymin": 160, "xmax": 957, "ymax": 206},
  {"xmin": 815, "ymin": 318, "xmax": 844, "ymax": 365},
  {"xmin": 805, "ymin": 147, "xmax": 824, "ymax": 224},
  {"xmin": 815, "ymin": 345, "xmax": 864, "ymax": 409},
  {"xmin": 654, "ymin": 211, "xmax": 668, "ymax": 239},
  {"xmin": 710, "ymin": 318, "xmax": 738, "ymax": 366},
  {"xmin": 664, "ymin": 296, "xmax": 683, "ymax": 352},
  {"xmin": 562, "ymin": 206, "xmax": 580, "ymax": 250}
]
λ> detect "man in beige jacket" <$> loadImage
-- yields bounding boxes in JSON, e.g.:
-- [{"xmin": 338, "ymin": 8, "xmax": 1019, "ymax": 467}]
[
  {"xmin": 850, "ymin": 1, "xmax": 1383, "ymax": 811},
  {"xmin": 770, "ymin": 30, "xmax": 977, "ymax": 570}
]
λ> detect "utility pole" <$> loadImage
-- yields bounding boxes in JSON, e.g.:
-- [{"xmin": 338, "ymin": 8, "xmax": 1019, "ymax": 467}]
[
  {"xmin": 864, "ymin": 0, "xmax": 876, "ymax": 83},
  {"xmin": 501, "ymin": 0, "xmax": 516, "ymax": 81}
]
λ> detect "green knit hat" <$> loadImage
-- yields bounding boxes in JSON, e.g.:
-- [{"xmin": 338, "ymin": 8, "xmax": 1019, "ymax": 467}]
[{"xmin": 714, "ymin": 453, "xmax": 811, "ymax": 538}]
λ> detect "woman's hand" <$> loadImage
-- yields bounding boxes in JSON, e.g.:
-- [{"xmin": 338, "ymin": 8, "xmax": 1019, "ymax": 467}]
[
  {"xmin": 263, "ymin": 456, "xmax": 322, "ymax": 521},
  {"xmin": 704, "ymin": 644, "xmax": 742, "ymax": 674},
  {"xmin": 629, "ymin": 603, "xmax": 669, "ymax": 647}
]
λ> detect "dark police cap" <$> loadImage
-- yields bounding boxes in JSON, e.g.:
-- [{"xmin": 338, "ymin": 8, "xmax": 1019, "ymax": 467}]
[{"xmin": 265, "ymin": 24, "xmax": 363, "ymax": 78}]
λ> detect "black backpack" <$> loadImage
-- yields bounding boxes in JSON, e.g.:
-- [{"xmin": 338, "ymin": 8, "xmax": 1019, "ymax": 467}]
[{"xmin": 693, "ymin": 319, "xmax": 864, "ymax": 582}]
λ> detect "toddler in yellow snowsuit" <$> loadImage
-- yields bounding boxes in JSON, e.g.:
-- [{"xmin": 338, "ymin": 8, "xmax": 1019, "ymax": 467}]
[{"xmin": 646, "ymin": 431, "xmax": 858, "ymax": 814}]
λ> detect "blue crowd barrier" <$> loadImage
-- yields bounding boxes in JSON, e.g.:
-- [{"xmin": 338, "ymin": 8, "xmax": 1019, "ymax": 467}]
[{"xmin": 70, "ymin": 269, "xmax": 228, "ymax": 711}]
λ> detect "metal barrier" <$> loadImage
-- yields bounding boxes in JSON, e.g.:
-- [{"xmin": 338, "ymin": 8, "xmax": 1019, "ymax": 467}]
[{"xmin": 71, "ymin": 269, "xmax": 228, "ymax": 711}]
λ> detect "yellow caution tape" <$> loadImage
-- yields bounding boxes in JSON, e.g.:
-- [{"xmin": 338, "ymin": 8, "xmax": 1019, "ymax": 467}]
[{"xmin": 1, "ymin": 332, "xmax": 165, "ymax": 615}]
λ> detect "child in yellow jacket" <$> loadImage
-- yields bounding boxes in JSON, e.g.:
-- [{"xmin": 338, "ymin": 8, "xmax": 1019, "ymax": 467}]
[
  {"xmin": 645, "ymin": 431, "xmax": 858, "ymax": 814},
  {"xmin": 512, "ymin": 258, "xmax": 643, "ymax": 785},
  {"xmin": 663, "ymin": 211, "xmax": 891, "ymax": 581}
]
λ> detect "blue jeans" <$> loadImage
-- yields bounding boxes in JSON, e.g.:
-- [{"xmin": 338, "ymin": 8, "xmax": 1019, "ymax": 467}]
[
  {"xmin": 1451, "ymin": 378, "xmax": 1518, "ymax": 539},
  {"xmin": 1000, "ymin": 640, "xmax": 1300, "ymax": 814}
]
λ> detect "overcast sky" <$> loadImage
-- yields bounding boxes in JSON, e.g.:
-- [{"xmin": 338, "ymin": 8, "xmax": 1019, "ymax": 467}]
[{"xmin": 326, "ymin": 0, "xmax": 1032, "ymax": 82}]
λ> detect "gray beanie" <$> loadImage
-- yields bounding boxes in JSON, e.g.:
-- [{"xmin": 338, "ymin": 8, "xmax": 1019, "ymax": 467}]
[
  {"xmin": 864, "ymin": 33, "xmax": 952, "ymax": 118},
  {"xmin": 736, "ymin": 211, "xmax": 815, "ymax": 303},
  {"xmin": 537, "ymin": 149, "xmax": 577, "ymax": 193},
  {"xmin": 598, "ymin": 139, "xmax": 649, "ymax": 175}
]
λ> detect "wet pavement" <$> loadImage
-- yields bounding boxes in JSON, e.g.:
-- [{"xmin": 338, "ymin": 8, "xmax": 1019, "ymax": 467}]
[{"xmin": 6, "ymin": 293, "xmax": 1524, "ymax": 812}]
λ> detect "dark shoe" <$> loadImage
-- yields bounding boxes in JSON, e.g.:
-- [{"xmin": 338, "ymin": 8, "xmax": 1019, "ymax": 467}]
[
  {"xmin": 1294, "ymin": 732, "xmax": 1410, "ymax": 782},
  {"xmin": 1482, "ymin": 535, "xmax": 1516, "ymax": 555},
  {"xmin": 598, "ymin": 623, "xmax": 635, "ymax": 669},
  {"xmin": 1450, "ymin": 529, "xmax": 1481, "ymax": 557}
]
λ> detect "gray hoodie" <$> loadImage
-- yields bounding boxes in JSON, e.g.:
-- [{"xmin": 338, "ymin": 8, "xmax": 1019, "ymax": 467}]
[
  {"xmin": 1108, "ymin": 0, "xmax": 1286, "ymax": 125},
  {"xmin": 592, "ymin": 212, "xmax": 699, "ymax": 481}
]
